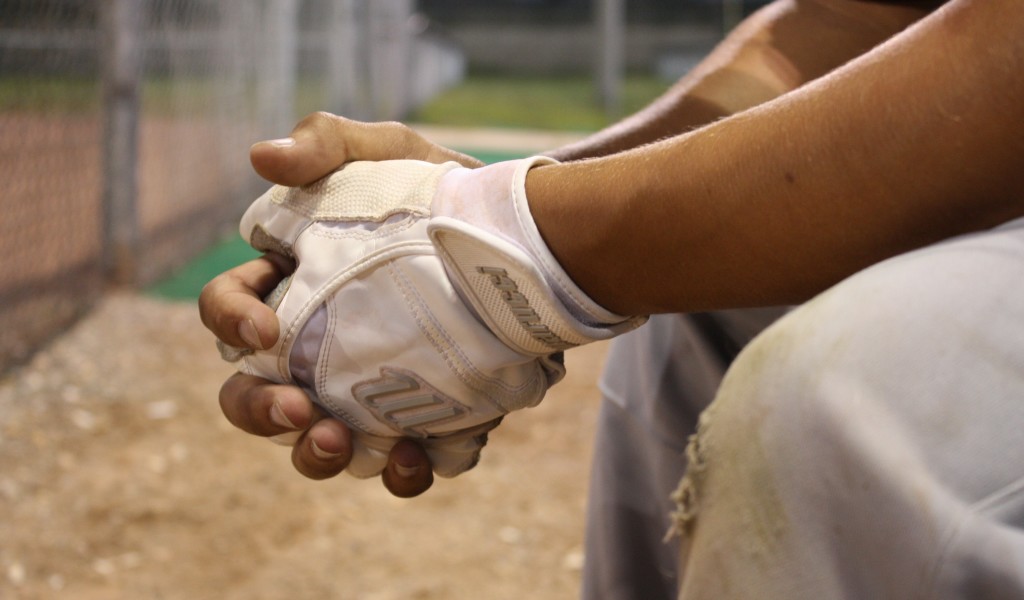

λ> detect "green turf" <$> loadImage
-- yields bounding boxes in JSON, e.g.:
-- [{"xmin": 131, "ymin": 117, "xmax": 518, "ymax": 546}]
[
  {"xmin": 455, "ymin": 149, "xmax": 529, "ymax": 164},
  {"xmin": 148, "ymin": 235, "xmax": 260, "ymax": 300}
]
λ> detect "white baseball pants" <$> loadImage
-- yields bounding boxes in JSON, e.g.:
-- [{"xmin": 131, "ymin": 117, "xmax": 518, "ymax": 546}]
[{"xmin": 674, "ymin": 217, "xmax": 1024, "ymax": 599}]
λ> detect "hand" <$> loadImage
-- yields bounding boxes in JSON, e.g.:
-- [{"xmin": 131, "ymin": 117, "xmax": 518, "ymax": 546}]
[
  {"xmin": 224, "ymin": 158, "xmax": 645, "ymax": 483},
  {"xmin": 199, "ymin": 113, "xmax": 480, "ymax": 497}
]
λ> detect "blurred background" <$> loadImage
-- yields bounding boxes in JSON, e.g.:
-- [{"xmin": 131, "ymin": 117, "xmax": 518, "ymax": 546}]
[
  {"xmin": 0, "ymin": 1, "xmax": 764, "ymax": 598},
  {"xmin": 0, "ymin": 0, "xmax": 772, "ymax": 372}
]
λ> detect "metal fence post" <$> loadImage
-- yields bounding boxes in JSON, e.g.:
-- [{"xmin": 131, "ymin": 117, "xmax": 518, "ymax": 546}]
[
  {"xmin": 368, "ymin": 0, "xmax": 413, "ymax": 120},
  {"xmin": 100, "ymin": 0, "xmax": 143, "ymax": 285},
  {"xmin": 326, "ymin": 0, "xmax": 365, "ymax": 119},
  {"xmin": 259, "ymin": 0, "xmax": 299, "ymax": 137},
  {"xmin": 595, "ymin": 0, "xmax": 625, "ymax": 117}
]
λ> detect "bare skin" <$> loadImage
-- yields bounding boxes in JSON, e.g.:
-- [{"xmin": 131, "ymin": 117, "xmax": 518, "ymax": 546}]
[
  {"xmin": 532, "ymin": 0, "xmax": 1024, "ymax": 315},
  {"xmin": 198, "ymin": 0, "xmax": 1022, "ymax": 497},
  {"xmin": 548, "ymin": 0, "xmax": 940, "ymax": 161}
]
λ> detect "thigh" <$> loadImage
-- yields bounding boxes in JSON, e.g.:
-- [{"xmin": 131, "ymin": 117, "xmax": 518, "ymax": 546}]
[{"xmin": 675, "ymin": 221, "xmax": 1024, "ymax": 599}]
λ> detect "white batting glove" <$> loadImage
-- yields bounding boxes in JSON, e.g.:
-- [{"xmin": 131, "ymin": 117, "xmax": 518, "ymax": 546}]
[{"xmin": 220, "ymin": 157, "xmax": 646, "ymax": 478}]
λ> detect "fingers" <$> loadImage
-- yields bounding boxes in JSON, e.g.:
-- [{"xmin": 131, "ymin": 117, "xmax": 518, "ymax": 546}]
[
  {"xmin": 249, "ymin": 112, "xmax": 346, "ymax": 186},
  {"xmin": 250, "ymin": 112, "xmax": 484, "ymax": 187},
  {"xmin": 218, "ymin": 373, "xmax": 354, "ymax": 479},
  {"xmin": 291, "ymin": 418, "xmax": 354, "ymax": 480},
  {"xmin": 219, "ymin": 373, "xmax": 434, "ymax": 491},
  {"xmin": 218, "ymin": 112, "xmax": 477, "ymax": 493},
  {"xmin": 381, "ymin": 439, "xmax": 434, "ymax": 498},
  {"xmin": 219, "ymin": 373, "xmax": 318, "ymax": 436},
  {"xmin": 199, "ymin": 255, "xmax": 292, "ymax": 350}
]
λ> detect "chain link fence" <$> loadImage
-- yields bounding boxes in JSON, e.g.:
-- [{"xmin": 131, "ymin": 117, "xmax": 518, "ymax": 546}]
[{"xmin": 0, "ymin": 0, "xmax": 464, "ymax": 373}]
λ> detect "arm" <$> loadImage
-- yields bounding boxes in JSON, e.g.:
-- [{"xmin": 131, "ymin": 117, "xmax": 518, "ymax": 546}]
[
  {"xmin": 548, "ymin": 0, "xmax": 939, "ymax": 161},
  {"xmin": 209, "ymin": 0, "xmax": 937, "ymax": 355},
  {"xmin": 530, "ymin": 0, "xmax": 1024, "ymax": 314},
  {"xmin": 208, "ymin": 0, "xmax": 936, "ymax": 351}
]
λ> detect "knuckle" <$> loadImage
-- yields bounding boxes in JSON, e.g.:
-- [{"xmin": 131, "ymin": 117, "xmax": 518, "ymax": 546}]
[
  {"xmin": 299, "ymin": 110, "xmax": 337, "ymax": 129},
  {"xmin": 293, "ymin": 451, "xmax": 344, "ymax": 481},
  {"xmin": 218, "ymin": 376, "xmax": 248, "ymax": 427},
  {"xmin": 392, "ymin": 122, "xmax": 419, "ymax": 153},
  {"xmin": 197, "ymin": 277, "xmax": 230, "ymax": 330},
  {"xmin": 370, "ymin": 120, "xmax": 418, "ymax": 157}
]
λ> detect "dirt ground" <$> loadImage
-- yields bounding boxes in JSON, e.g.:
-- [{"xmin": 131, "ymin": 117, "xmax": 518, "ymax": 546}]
[{"xmin": 0, "ymin": 293, "xmax": 610, "ymax": 599}]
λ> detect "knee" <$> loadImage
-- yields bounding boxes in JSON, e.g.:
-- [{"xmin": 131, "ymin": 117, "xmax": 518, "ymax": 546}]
[
  {"xmin": 711, "ymin": 254, "xmax": 944, "ymax": 435},
  {"xmin": 670, "ymin": 275, "xmax": 910, "ymax": 531},
  {"xmin": 708, "ymin": 288, "xmax": 873, "ymax": 447}
]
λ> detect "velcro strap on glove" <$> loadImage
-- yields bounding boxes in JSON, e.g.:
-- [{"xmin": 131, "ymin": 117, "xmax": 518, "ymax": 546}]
[
  {"xmin": 429, "ymin": 156, "xmax": 647, "ymax": 357},
  {"xmin": 430, "ymin": 220, "xmax": 628, "ymax": 355}
]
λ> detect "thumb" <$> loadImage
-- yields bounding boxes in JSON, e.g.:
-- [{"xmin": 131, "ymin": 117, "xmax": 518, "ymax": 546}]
[
  {"xmin": 251, "ymin": 112, "xmax": 483, "ymax": 187},
  {"xmin": 250, "ymin": 113, "xmax": 349, "ymax": 187}
]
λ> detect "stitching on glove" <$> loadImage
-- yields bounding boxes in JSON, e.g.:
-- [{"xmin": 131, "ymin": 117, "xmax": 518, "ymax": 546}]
[
  {"xmin": 308, "ymin": 215, "xmax": 418, "ymax": 241},
  {"xmin": 313, "ymin": 303, "xmax": 378, "ymax": 433},
  {"xmin": 315, "ymin": 299, "xmax": 336, "ymax": 402},
  {"xmin": 387, "ymin": 261, "xmax": 546, "ymax": 412},
  {"xmin": 433, "ymin": 228, "xmax": 591, "ymax": 348},
  {"xmin": 276, "ymin": 240, "xmax": 436, "ymax": 365},
  {"xmin": 387, "ymin": 261, "xmax": 514, "ymax": 403}
]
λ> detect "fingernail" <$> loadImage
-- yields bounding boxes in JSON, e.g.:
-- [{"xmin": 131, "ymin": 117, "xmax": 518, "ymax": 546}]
[
  {"xmin": 269, "ymin": 402, "xmax": 297, "ymax": 430},
  {"xmin": 269, "ymin": 431, "xmax": 303, "ymax": 446},
  {"xmin": 238, "ymin": 319, "xmax": 263, "ymax": 349},
  {"xmin": 395, "ymin": 463, "xmax": 420, "ymax": 478},
  {"xmin": 268, "ymin": 137, "xmax": 295, "ymax": 148},
  {"xmin": 311, "ymin": 439, "xmax": 341, "ymax": 460}
]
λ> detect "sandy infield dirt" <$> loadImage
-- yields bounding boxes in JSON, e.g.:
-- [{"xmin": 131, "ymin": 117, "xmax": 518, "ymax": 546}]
[{"xmin": 0, "ymin": 293, "xmax": 610, "ymax": 599}]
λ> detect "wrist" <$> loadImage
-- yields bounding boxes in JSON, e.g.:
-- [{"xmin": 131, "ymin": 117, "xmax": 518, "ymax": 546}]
[
  {"xmin": 428, "ymin": 157, "xmax": 646, "ymax": 356},
  {"xmin": 436, "ymin": 157, "xmax": 635, "ymax": 324}
]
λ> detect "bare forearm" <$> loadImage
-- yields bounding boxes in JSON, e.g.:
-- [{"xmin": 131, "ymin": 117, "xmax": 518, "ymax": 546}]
[
  {"xmin": 547, "ymin": 0, "xmax": 934, "ymax": 162},
  {"xmin": 530, "ymin": 0, "xmax": 1024, "ymax": 315}
]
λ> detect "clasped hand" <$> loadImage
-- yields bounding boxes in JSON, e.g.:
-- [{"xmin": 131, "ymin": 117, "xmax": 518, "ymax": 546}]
[{"xmin": 199, "ymin": 113, "xmax": 483, "ymax": 497}]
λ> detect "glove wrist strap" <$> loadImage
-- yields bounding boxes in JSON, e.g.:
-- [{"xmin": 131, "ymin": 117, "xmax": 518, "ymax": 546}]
[{"xmin": 429, "ymin": 157, "xmax": 647, "ymax": 356}]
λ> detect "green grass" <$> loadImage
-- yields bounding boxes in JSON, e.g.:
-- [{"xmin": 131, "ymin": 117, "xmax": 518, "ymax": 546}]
[
  {"xmin": 410, "ymin": 73, "xmax": 670, "ymax": 132},
  {"xmin": 1, "ymin": 72, "xmax": 670, "ymax": 131},
  {"xmin": 0, "ymin": 77, "xmax": 100, "ymax": 112},
  {"xmin": 0, "ymin": 76, "xmax": 240, "ymax": 115}
]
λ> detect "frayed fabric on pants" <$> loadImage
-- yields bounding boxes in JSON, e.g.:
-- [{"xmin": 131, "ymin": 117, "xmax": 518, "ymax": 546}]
[{"xmin": 584, "ymin": 309, "xmax": 785, "ymax": 599}]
